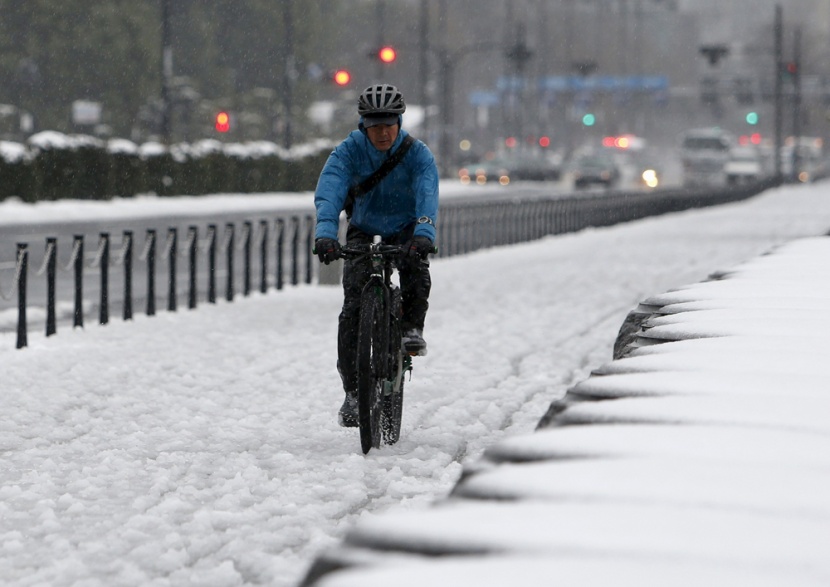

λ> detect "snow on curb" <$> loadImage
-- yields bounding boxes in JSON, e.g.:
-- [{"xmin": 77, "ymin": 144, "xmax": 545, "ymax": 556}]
[{"xmin": 300, "ymin": 236, "xmax": 830, "ymax": 587}]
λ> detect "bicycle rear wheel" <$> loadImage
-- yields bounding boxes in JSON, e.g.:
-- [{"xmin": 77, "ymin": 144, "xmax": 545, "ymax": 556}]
[{"xmin": 357, "ymin": 286, "xmax": 388, "ymax": 454}]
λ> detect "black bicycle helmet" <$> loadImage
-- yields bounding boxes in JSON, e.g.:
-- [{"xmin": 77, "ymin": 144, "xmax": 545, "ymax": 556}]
[{"xmin": 358, "ymin": 83, "xmax": 406, "ymax": 116}]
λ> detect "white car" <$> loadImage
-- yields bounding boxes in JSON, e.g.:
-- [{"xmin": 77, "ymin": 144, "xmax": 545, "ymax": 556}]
[{"xmin": 725, "ymin": 146, "xmax": 763, "ymax": 185}]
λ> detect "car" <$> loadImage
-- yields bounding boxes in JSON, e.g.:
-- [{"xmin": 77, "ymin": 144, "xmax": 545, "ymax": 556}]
[
  {"xmin": 458, "ymin": 158, "xmax": 511, "ymax": 185},
  {"xmin": 679, "ymin": 127, "xmax": 733, "ymax": 187},
  {"xmin": 571, "ymin": 152, "xmax": 620, "ymax": 189},
  {"xmin": 616, "ymin": 149, "xmax": 662, "ymax": 189},
  {"xmin": 725, "ymin": 146, "xmax": 764, "ymax": 185},
  {"xmin": 500, "ymin": 150, "xmax": 562, "ymax": 181},
  {"xmin": 458, "ymin": 150, "xmax": 561, "ymax": 186}
]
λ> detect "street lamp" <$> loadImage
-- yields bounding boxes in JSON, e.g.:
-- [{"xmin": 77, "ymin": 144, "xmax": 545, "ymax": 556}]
[{"xmin": 699, "ymin": 44, "xmax": 729, "ymax": 66}]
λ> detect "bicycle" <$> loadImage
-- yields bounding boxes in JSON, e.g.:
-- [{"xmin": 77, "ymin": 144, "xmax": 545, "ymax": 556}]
[{"xmin": 339, "ymin": 236, "xmax": 427, "ymax": 454}]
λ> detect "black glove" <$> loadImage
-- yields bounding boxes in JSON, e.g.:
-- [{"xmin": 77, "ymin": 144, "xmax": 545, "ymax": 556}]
[
  {"xmin": 314, "ymin": 238, "xmax": 341, "ymax": 264},
  {"xmin": 404, "ymin": 235, "xmax": 433, "ymax": 263}
]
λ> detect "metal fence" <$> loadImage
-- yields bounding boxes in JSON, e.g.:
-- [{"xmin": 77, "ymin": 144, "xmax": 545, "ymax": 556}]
[
  {"xmin": 0, "ymin": 180, "xmax": 775, "ymax": 349},
  {"xmin": 435, "ymin": 181, "xmax": 775, "ymax": 257}
]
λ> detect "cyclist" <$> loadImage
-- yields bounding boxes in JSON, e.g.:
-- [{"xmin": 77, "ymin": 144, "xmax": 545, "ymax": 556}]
[{"xmin": 313, "ymin": 83, "xmax": 439, "ymax": 427}]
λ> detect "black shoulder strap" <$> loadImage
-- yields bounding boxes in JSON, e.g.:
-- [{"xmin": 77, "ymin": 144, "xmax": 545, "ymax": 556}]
[{"xmin": 348, "ymin": 134, "xmax": 416, "ymax": 201}]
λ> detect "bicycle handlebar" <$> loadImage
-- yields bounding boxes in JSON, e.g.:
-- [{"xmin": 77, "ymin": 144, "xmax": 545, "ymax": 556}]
[
  {"xmin": 338, "ymin": 243, "xmax": 405, "ymax": 260},
  {"xmin": 314, "ymin": 242, "xmax": 437, "ymax": 262}
]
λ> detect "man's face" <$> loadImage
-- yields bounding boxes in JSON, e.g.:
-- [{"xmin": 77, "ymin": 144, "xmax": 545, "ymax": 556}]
[{"xmin": 366, "ymin": 123, "xmax": 399, "ymax": 152}]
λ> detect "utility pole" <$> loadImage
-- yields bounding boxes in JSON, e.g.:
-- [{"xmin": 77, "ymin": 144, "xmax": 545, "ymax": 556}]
[
  {"xmin": 792, "ymin": 26, "xmax": 802, "ymax": 180},
  {"xmin": 160, "ymin": 0, "xmax": 172, "ymax": 144},
  {"xmin": 505, "ymin": 23, "xmax": 533, "ymax": 143},
  {"xmin": 281, "ymin": 0, "xmax": 295, "ymax": 149},
  {"xmin": 376, "ymin": 0, "xmax": 387, "ymax": 80},
  {"xmin": 437, "ymin": 0, "xmax": 451, "ymax": 176},
  {"xmin": 419, "ymin": 0, "xmax": 430, "ymax": 140},
  {"xmin": 774, "ymin": 4, "xmax": 783, "ymax": 182}
]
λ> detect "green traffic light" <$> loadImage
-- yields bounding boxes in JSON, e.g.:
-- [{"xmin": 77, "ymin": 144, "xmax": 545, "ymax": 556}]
[
  {"xmin": 746, "ymin": 111, "xmax": 759, "ymax": 125},
  {"xmin": 582, "ymin": 113, "xmax": 596, "ymax": 127}
]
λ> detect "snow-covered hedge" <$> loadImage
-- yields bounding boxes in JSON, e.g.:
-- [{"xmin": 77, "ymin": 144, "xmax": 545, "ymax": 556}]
[{"xmin": 0, "ymin": 132, "xmax": 334, "ymax": 202}]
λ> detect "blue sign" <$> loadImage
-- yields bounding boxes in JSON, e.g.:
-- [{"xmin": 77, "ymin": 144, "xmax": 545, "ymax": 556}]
[
  {"xmin": 469, "ymin": 90, "xmax": 501, "ymax": 107},
  {"xmin": 472, "ymin": 76, "xmax": 671, "ymax": 106},
  {"xmin": 496, "ymin": 76, "xmax": 527, "ymax": 91},
  {"xmin": 535, "ymin": 75, "xmax": 670, "ymax": 93}
]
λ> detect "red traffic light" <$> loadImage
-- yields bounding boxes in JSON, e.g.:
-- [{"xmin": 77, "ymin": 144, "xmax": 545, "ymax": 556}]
[
  {"xmin": 378, "ymin": 46, "xmax": 397, "ymax": 63},
  {"xmin": 215, "ymin": 111, "xmax": 230, "ymax": 133},
  {"xmin": 333, "ymin": 69, "xmax": 351, "ymax": 86}
]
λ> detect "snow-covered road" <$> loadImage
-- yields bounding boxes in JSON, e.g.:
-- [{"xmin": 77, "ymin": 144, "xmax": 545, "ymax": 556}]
[{"xmin": 2, "ymin": 181, "xmax": 829, "ymax": 586}]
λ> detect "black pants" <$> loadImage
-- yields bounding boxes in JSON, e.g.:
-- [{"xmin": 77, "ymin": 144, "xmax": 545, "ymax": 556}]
[{"xmin": 337, "ymin": 224, "xmax": 431, "ymax": 392}]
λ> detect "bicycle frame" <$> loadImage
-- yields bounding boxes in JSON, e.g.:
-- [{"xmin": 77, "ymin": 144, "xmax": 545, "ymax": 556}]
[{"xmin": 340, "ymin": 236, "xmax": 412, "ymax": 452}]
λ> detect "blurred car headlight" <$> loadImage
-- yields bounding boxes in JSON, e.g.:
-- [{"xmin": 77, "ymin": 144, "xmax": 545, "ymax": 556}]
[{"xmin": 642, "ymin": 169, "xmax": 659, "ymax": 188}]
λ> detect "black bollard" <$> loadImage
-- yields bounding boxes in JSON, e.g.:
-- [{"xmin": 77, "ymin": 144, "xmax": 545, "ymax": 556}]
[
  {"xmin": 259, "ymin": 220, "xmax": 268, "ymax": 294},
  {"xmin": 275, "ymin": 218, "xmax": 285, "ymax": 291},
  {"xmin": 123, "ymin": 231, "xmax": 133, "ymax": 321},
  {"xmin": 146, "ymin": 229, "xmax": 156, "ymax": 316},
  {"xmin": 73, "ymin": 235, "xmax": 84, "ymax": 328},
  {"xmin": 45, "ymin": 237, "xmax": 57, "ymax": 336},
  {"xmin": 305, "ymin": 215, "xmax": 313, "ymax": 285},
  {"xmin": 167, "ymin": 227, "xmax": 177, "ymax": 312},
  {"xmin": 291, "ymin": 216, "xmax": 299, "ymax": 287},
  {"xmin": 225, "ymin": 223, "xmax": 234, "ymax": 302},
  {"xmin": 243, "ymin": 221, "xmax": 252, "ymax": 297},
  {"xmin": 16, "ymin": 244, "xmax": 27, "ymax": 350},
  {"xmin": 207, "ymin": 224, "xmax": 217, "ymax": 304},
  {"xmin": 187, "ymin": 226, "xmax": 198, "ymax": 309},
  {"xmin": 99, "ymin": 232, "xmax": 110, "ymax": 325}
]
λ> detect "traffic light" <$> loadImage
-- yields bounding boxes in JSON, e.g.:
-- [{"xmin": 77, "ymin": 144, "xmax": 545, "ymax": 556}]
[
  {"xmin": 215, "ymin": 111, "xmax": 230, "ymax": 133},
  {"xmin": 332, "ymin": 69, "xmax": 351, "ymax": 86},
  {"xmin": 745, "ymin": 111, "xmax": 759, "ymax": 126},
  {"xmin": 582, "ymin": 113, "xmax": 596, "ymax": 127},
  {"xmin": 377, "ymin": 46, "xmax": 397, "ymax": 64},
  {"xmin": 782, "ymin": 61, "xmax": 799, "ymax": 83}
]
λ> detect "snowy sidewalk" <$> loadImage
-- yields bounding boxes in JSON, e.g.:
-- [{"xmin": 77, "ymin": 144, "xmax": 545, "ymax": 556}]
[
  {"xmin": 302, "ymin": 235, "xmax": 830, "ymax": 587},
  {"xmin": 4, "ymin": 182, "xmax": 830, "ymax": 587}
]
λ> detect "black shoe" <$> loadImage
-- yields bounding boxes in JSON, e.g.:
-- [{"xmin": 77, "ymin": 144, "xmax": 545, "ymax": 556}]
[
  {"xmin": 402, "ymin": 328, "xmax": 427, "ymax": 356},
  {"xmin": 338, "ymin": 392, "xmax": 358, "ymax": 427}
]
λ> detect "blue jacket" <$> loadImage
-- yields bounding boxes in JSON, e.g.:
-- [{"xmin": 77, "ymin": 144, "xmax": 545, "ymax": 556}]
[{"xmin": 314, "ymin": 120, "xmax": 439, "ymax": 242}]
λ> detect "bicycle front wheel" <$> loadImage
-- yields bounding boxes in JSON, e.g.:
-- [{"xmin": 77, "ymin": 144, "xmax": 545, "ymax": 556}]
[
  {"xmin": 381, "ymin": 287, "xmax": 405, "ymax": 445},
  {"xmin": 357, "ymin": 286, "xmax": 388, "ymax": 454}
]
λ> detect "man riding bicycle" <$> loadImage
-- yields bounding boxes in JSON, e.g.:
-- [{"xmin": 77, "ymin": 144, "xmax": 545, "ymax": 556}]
[{"xmin": 313, "ymin": 83, "xmax": 440, "ymax": 427}]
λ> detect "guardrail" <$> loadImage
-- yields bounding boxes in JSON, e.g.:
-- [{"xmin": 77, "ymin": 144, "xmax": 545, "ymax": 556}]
[
  {"xmin": 0, "ymin": 180, "xmax": 776, "ymax": 349},
  {"xmin": 1, "ymin": 215, "xmax": 315, "ymax": 349},
  {"xmin": 435, "ymin": 180, "xmax": 777, "ymax": 257}
]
